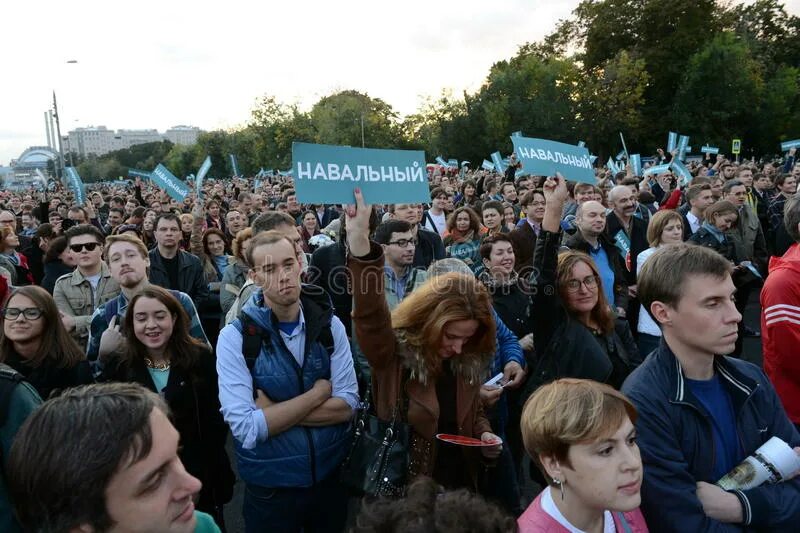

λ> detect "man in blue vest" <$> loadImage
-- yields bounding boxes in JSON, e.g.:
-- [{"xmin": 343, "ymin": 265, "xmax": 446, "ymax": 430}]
[{"xmin": 217, "ymin": 230, "xmax": 358, "ymax": 533}]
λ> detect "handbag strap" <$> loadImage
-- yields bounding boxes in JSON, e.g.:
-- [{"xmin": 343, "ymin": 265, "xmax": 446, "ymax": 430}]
[{"xmin": 614, "ymin": 512, "xmax": 633, "ymax": 533}]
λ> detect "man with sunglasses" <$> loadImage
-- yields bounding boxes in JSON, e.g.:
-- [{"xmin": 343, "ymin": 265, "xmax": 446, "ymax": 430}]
[{"xmin": 53, "ymin": 225, "xmax": 119, "ymax": 350}]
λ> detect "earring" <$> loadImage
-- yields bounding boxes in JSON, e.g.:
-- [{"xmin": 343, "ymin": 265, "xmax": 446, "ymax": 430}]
[{"xmin": 553, "ymin": 477, "xmax": 566, "ymax": 501}]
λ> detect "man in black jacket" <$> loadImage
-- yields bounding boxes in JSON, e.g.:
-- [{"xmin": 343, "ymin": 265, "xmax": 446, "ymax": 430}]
[
  {"xmin": 388, "ymin": 203, "xmax": 445, "ymax": 269},
  {"xmin": 148, "ymin": 213, "xmax": 208, "ymax": 308}
]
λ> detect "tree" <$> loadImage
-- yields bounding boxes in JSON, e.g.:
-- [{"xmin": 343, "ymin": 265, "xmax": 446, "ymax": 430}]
[{"xmin": 309, "ymin": 90, "xmax": 403, "ymax": 149}]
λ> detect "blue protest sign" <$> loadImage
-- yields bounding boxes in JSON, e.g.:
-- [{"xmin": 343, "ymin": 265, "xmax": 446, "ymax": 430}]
[
  {"xmin": 447, "ymin": 158, "xmax": 459, "ymax": 168},
  {"xmin": 196, "ymin": 156, "xmax": 211, "ymax": 199},
  {"xmin": 607, "ymin": 157, "xmax": 619, "ymax": 173},
  {"xmin": 677, "ymin": 135, "xmax": 690, "ymax": 161},
  {"xmin": 644, "ymin": 163, "xmax": 671, "ymax": 176},
  {"xmin": 229, "ymin": 154, "xmax": 240, "ymax": 177},
  {"xmin": 701, "ymin": 146, "xmax": 720, "ymax": 154},
  {"xmin": 667, "ymin": 131, "xmax": 678, "ymax": 153},
  {"xmin": 64, "ymin": 167, "xmax": 85, "ymax": 205},
  {"xmin": 254, "ymin": 179, "xmax": 262, "ymax": 190},
  {"xmin": 128, "ymin": 169, "xmax": 151, "ymax": 180},
  {"xmin": 630, "ymin": 154, "xmax": 642, "ymax": 177},
  {"xmin": 435, "ymin": 156, "xmax": 448, "ymax": 167},
  {"xmin": 491, "ymin": 152, "xmax": 507, "ymax": 173},
  {"xmin": 510, "ymin": 136, "xmax": 594, "ymax": 183},
  {"xmin": 670, "ymin": 159, "xmax": 693, "ymax": 184},
  {"xmin": 615, "ymin": 150, "xmax": 626, "ymax": 161},
  {"xmin": 151, "ymin": 164, "xmax": 190, "ymax": 202},
  {"xmin": 292, "ymin": 142, "xmax": 429, "ymax": 204},
  {"xmin": 781, "ymin": 139, "xmax": 800, "ymax": 152},
  {"xmin": 481, "ymin": 160, "xmax": 495, "ymax": 171}
]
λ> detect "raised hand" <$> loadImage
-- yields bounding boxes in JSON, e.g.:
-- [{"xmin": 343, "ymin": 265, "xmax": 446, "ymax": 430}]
[{"xmin": 344, "ymin": 188, "xmax": 372, "ymax": 257}]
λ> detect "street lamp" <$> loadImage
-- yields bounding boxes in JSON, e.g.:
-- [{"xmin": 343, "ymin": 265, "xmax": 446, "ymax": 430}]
[{"xmin": 52, "ymin": 60, "xmax": 79, "ymax": 178}]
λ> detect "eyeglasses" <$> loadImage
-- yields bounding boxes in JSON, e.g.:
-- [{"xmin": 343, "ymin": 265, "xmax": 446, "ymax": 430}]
[
  {"xmin": 387, "ymin": 238, "xmax": 417, "ymax": 248},
  {"xmin": 528, "ymin": 201, "xmax": 546, "ymax": 207},
  {"xmin": 2, "ymin": 307, "xmax": 43, "ymax": 320},
  {"xmin": 69, "ymin": 242, "xmax": 101, "ymax": 253},
  {"xmin": 564, "ymin": 275, "xmax": 599, "ymax": 293}
]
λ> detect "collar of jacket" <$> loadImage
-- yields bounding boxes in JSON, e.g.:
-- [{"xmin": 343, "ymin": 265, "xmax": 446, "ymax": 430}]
[
  {"xmin": 242, "ymin": 283, "xmax": 333, "ymax": 348},
  {"xmin": 150, "ymin": 249, "xmax": 190, "ymax": 270},
  {"xmin": 657, "ymin": 342, "xmax": 757, "ymax": 408},
  {"xmin": 69, "ymin": 261, "xmax": 111, "ymax": 285},
  {"xmin": 393, "ymin": 329, "xmax": 493, "ymax": 387}
]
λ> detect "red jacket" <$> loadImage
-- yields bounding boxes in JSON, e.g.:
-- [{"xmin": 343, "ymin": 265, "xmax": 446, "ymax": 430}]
[{"xmin": 762, "ymin": 243, "xmax": 800, "ymax": 423}]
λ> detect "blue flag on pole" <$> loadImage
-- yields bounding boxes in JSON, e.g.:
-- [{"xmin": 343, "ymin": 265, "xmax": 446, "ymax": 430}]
[
  {"xmin": 491, "ymin": 152, "xmax": 506, "ymax": 173},
  {"xmin": 510, "ymin": 136, "xmax": 594, "ymax": 183},
  {"xmin": 671, "ymin": 159, "xmax": 693, "ymax": 184},
  {"xmin": 128, "ymin": 169, "xmax": 151, "ymax": 180},
  {"xmin": 447, "ymin": 158, "xmax": 459, "ymax": 168},
  {"xmin": 64, "ymin": 167, "xmax": 85, "ymax": 205},
  {"xmin": 667, "ymin": 131, "xmax": 678, "ymax": 153},
  {"xmin": 229, "ymin": 154, "xmax": 240, "ymax": 177},
  {"xmin": 195, "ymin": 156, "xmax": 211, "ymax": 199},
  {"xmin": 701, "ymin": 145, "xmax": 720, "ymax": 154},
  {"xmin": 481, "ymin": 160, "xmax": 495, "ymax": 171},
  {"xmin": 292, "ymin": 142, "xmax": 430, "ymax": 204},
  {"xmin": 151, "ymin": 164, "xmax": 190, "ymax": 201},
  {"xmin": 435, "ymin": 156, "xmax": 448, "ymax": 167},
  {"xmin": 630, "ymin": 154, "xmax": 642, "ymax": 177},
  {"xmin": 644, "ymin": 163, "xmax": 672, "ymax": 176},
  {"xmin": 677, "ymin": 135, "xmax": 690, "ymax": 161}
]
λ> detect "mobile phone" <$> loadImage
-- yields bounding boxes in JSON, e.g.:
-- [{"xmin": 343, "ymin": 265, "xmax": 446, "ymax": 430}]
[{"xmin": 484, "ymin": 372, "xmax": 506, "ymax": 389}]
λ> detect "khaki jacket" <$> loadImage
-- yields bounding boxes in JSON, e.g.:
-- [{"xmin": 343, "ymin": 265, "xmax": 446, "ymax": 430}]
[{"xmin": 53, "ymin": 262, "xmax": 119, "ymax": 345}]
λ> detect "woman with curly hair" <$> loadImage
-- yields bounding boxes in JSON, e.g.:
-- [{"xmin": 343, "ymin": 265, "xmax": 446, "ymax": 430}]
[
  {"xmin": 443, "ymin": 206, "xmax": 485, "ymax": 272},
  {"xmin": 298, "ymin": 210, "xmax": 321, "ymax": 253},
  {"xmin": 347, "ymin": 188, "xmax": 502, "ymax": 492}
]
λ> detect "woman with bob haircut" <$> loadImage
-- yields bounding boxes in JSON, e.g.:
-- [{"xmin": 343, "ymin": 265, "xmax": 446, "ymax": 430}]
[
  {"xmin": 522, "ymin": 175, "xmax": 640, "ymax": 400},
  {"xmin": 517, "ymin": 378, "xmax": 648, "ymax": 532},
  {"xmin": 100, "ymin": 285, "xmax": 234, "ymax": 526},
  {"xmin": 444, "ymin": 206, "xmax": 485, "ymax": 271},
  {"xmin": 636, "ymin": 210, "xmax": 684, "ymax": 356},
  {"xmin": 0, "ymin": 285, "xmax": 92, "ymax": 399},
  {"xmin": 346, "ymin": 188, "xmax": 503, "ymax": 491}
]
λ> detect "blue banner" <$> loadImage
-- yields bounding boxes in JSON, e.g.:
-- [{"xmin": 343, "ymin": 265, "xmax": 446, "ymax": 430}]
[
  {"xmin": 128, "ymin": 169, "xmax": 151, "ymax": 180},
  {"xmin": 677, "ymin": 135, "xmax": 690, "ymax": 161},
  {"xmin": 151, "ymin": 163, "xmax": 190, "ymax": 202},
  {"xmin": 630, "ymin": 154, "xmax": 642, "ymax": 177},
  {"xmin": 481, "ymin": 160, "xmax": 495, "ymax": 171},
  {"xmin": 64, "ymin": 167, "xmax": 85, "ymax": 205},
  {"xmin": 644, "ymin": 163, "xmax": 672, "ymax": 176},
  {"xmin": 607, "ymin": 157, "xmax": 621, "ymax": 174},
  {"xmin": 510, "ymin": 136, "xmax": 594, "ymax": 183},
  {"xmin": 229, "ymin": 154, "xmax": 240, "ymax": 177},
  {"xmin": 615, "ymin": 150, "xmax": 626, "ymax": 161},
  {"xmin": 781, "ymin": 139, "xmax": 800, "ymax": 151},
  {"xmin": 447, "ymin": 158, "xmax": 459, "ymax": 168},
  {"xmin": 667, "ymin": 131, "xmax": 678, "ymax": 153},
  {"xmin": 292, "ymin": 142, "xmax": 430, "ymax": 204},
  {"xmin": 701, "ymin": 145, "xmax": 719, "ymax": 154},
  {"xmin": 670, "ymin": 159, "xmax": 693, "ymax": 184},
  {"xmin": 196, "ymin": 156, "xmax": 211, "ymax": 199},
  {"xmin": 435, "ymin": 156, "xmax": 448, "ymax": 167},
  {"xmin": 491, "ymin": 152, "xmax": 506, "ymax": 173}
]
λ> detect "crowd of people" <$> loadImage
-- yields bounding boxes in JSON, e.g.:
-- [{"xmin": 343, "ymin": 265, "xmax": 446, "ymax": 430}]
[{"xmin": 0, "ymin": 145, "xmax": 799, "ymax": 532}]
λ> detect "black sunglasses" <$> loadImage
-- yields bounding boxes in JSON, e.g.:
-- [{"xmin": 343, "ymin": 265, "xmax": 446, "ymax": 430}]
[{"xmin": 69, "ymin": 242, "xmax": 101, "ymax": 253}]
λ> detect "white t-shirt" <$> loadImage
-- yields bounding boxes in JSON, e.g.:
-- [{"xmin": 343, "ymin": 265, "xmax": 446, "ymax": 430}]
[
  {"xmin": 636, "ymin": 247, "xmax": 662, "ymax": 337},
  {"xmin": 424, "ymin": 210, "xmax": 447, "ymax": 237},
  {"xmin": 541, "ymin": 486, "xmax": 616, "ymax": 533},
  {"xmin": 85, "ymin": 273, "xmax": 102, "ymax": 291}
]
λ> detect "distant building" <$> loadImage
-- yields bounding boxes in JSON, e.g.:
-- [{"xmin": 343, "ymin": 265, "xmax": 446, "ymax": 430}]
[
  {"xmin": 165, "ymin": 125, "xmax": 201, "ymax": 145},
  {"xmin": 63, "ymin": 125, "xmax": 203, "ymax": 157}
]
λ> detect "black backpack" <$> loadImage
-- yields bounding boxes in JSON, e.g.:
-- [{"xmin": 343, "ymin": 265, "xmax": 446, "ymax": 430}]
[
  {"xmin": 240, "ymin": 314, "xmax": 335, "ymax": 398},
  {"xmin": 0, "ymin": 364, "xmax": 26, "ymax": 465}
]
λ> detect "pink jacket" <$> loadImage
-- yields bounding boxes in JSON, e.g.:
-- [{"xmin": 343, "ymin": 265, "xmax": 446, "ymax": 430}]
[{"xmin": 518, "ymin": 492, "xmax": 649, "ymax": 533}]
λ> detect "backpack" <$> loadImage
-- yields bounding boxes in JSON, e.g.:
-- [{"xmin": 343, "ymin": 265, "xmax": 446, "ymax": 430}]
[
  {"xmin": 239, "ymin": 314, "xmax": 335, "ymax": 398},
  {"xmin": 0, "ymin": 364, "xmax": 26, "ymax": 465}
]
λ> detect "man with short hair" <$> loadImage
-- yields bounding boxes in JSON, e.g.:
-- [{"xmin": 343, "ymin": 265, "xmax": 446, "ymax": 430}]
[
  {"xmin": 216, "ymin": 231, "xmax": 358, "ymax": 532},
  {"xmin": 421, "ymin": 187, "xmax": 448, "ymax": 237},
  {"xmin": 104, "ymin": 207, "xmax": 125, "ymax": 235},
  {"xmin": 682, "ymin": 184, "xmax": 715, "ymax": 239},
  {"xmin": 7, "ymin": 382, "xmax": 221, "ymax": 532},
  {"xmin": 225, "ymin": 209, "xmax": 247, "ymax": 240},
  {"xmin": 722, "ymin": 179, "xmax": 768, "ymax": 274},
  {"xmin": 606, "ymin": 185, "xmax": 649, "ymax": 320},
  {"xmin": 768, "ymin": 174, "xmax": 797, "ymax": 255},
  {"xmin": 500, "ymin": 182, "xmax": 520, "ymax": 216},
  {"xmin": 53, "ymin": 225, "xmax": 119, "ymax": 348},
  {"xmin": 374, "ymin": 220, "xmax": 428, "ymax": 308},
  {"xmin": 284, "ymin": 190, "xmax": 303, "ymax": 222},
  {"xmin": 509, "ymin": 189, "xmax": 545, "ymax": 273},
  {"xmin": 623, "ymin": 243, "xmax": 800, "ymax": 532},
  {"xmin": 388, "ymin": 203, "xmax": 446, "ymax": 269},
  {"xmin": 562, "ymin": 200, "xmax": 629, "ymax": 314},
  {"xmin": 19, "ymin": 212, "xmax": 37, "ymax": 237},
  {"xmin": 88, "ymin": 234, "xmax": 208, "ymax": 361},
  {"xmin": 561, "ymin": 182, "xmax": 598, "ymax": 231},
  {"xmin": 149, "ymin": 213, "xmax": 209, "ymax": 305}
]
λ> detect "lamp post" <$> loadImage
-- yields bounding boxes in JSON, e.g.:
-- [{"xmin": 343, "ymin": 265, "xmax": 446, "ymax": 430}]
[{"xmin": 52, "ymin": 60, "xmax": 79, "ymax": 179}]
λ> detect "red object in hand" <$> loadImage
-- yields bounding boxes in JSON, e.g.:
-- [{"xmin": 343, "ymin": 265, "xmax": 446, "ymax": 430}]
[{"xmin": 435, "ymin": 434, "xmax": 502, "ymax": 447}]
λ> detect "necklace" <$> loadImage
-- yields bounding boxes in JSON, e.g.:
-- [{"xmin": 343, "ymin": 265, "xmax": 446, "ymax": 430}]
[{"xmin": 144, "ymin": 357, "xmax": 170, "ymax": 371}]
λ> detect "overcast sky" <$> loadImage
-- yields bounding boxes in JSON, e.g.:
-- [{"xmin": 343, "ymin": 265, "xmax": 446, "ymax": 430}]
[{"xmin": 2, "ymin": 0, "xmax": 797, "ymax": 165}]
